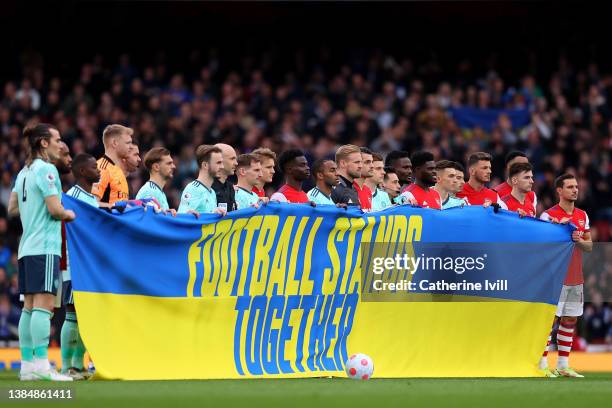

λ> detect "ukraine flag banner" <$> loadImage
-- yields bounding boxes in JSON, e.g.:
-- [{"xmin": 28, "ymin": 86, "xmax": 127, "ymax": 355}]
[{"xmin": 63, "ymin": 197, "xmax": 574, "ymax": 379}]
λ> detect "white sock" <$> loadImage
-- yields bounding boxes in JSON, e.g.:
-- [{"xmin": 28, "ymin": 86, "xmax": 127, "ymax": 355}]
[
  {"xmin": 20, "ymin": 360, "xmax": 34, "ymax": 373},
  {"xmin": 539, "ymin": 356, "xmax": 548, "ymax": 370},
  {"xmin": 33, "ymin": 358, "xmax": 50, "ymax": 372}
]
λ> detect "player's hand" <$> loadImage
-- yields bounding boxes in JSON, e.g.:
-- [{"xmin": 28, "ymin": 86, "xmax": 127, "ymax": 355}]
[
  {"xmin": 336, "ymin": 203, "xmax": 348, "ymax": 209},
  {"xmin": 187, "ymin": 209, "xmax": 200, "ymax": 219},
  {"xmin": 214, "ymin": 207, "xmax": 227, "ymax": 216},
  {"xmin": 482, "ymin": 201, "xmax": 491, "ymax": 208},
  {"xmin": 309, "ymin": 201, "xmax": 317, "ymax": 207},
  {"xmin": 259, "ymin": 197, "xmax": 270, "ymax": 204},
  {"xmin": 165, "ymin": 209, "xmax": 177, "ymax": 217},
  {"xmin": 559, "ymin": 217, "xmax": 571, "ymax": 224},
  {"xmin": 63, "ymin": 209, "xmax": 76, "ymax": 222},
  {"xmin": 571, "ymin": 230, "xmax": 584, "ymax": 242},
  {"xmin": 517, "ymin": 208, "xmax": 527, "ymax": 218},
  {"xmin": 250, "ymin": 202, "xmax": 260, "ymax": 209}
]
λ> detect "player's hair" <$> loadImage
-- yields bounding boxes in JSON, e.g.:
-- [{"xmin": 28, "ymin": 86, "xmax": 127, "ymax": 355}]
[
  {"xmin": 508, "ymin": 162, "xmax": 533, "ymax": 179},
  {"xmin": 505, "ymin": 150, "xmax": 527, "ymax": 166},
  {"xmin": 360, "ymin": 147, "xmax": 373, "ymax": 156},
  {"xmin": 102, "ymin": 124, "xmax": 133, "ymax": 146},
  {"xmin": 143, "ymin": 147, "xmax": 171, "ymax": 172},
  {"xmin": 277, "ymin": 149, "xmax": 305, "ymax": 173},
  {"xmin": 555, "ymin": 173, "xmax": 576, "ymax": 189},
  {"xmin": 371, "ymin": 152, "xmax": 384, "ymax": 162},
  {"xmin": 24, "ymin": 123, "xmax": 58, "ymax": 165},
  {"xmin": 384, "ymin": 150, "xmax": 410, "ymax": 167},
  {"xmin": 195, "ymin": 145, "xmax": 222, "ymax": 168},
  {"xmin": 410, "ymin": 150, "xmax": 434, "ymax": 169},
  {"xmin": 335, "ymin": 144, "xmax": 361, "ymax": 163},
  {"xmin": 435, "ymin": 160, "xmax": 455, "ymax": 171},
  {"xmin": 383, "ymin": 167, "xmax": 397, "ymax": 181},
  {"xmin": 467, "ymin": 152, "xmax": 492, "ymax": 168},
  {"xmin": 252, "ymin": 147, "xmax": 276, "ymax": 163},
  {"xmin": 71, "ymin": 153, "xmax": 95, "ymax": 178},
  {"xmin": 311, "ymin": 159, "xmax": 333, "ymax": 178},
  {"xmin": 236, "ymin": 153, "xmax": 261, "ymax": 172},
  {"xmin": 451, "ymin": 161, "xmax": 465, "ymax": 174}
]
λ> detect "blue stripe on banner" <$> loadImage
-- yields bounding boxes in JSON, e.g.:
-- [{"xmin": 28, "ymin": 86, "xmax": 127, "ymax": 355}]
[{"xmin": 63, "ymin": 195, "xmax": 574, "ymax": 305}]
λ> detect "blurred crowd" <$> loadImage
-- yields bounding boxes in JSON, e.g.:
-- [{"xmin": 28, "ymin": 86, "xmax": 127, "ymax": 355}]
[{"xmin": 0, "ymin": 48, "xmax": 611, "ymax": 346}]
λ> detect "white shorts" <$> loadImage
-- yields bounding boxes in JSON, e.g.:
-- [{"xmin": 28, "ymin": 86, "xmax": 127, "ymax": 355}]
[{"xmin": 555, "ymin": 284, "xmax": 583, "ymax": 317}]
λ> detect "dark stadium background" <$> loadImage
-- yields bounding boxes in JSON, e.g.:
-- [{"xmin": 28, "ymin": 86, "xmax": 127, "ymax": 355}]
[{"xmin": 0, "ymin": 2, "xmax": 610, "ymax": 347}]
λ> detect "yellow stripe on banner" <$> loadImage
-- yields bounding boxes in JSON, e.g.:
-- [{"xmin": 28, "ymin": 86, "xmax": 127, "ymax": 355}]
[
  {"xmin": 349, "ymin": 301, "xmax": 556, "ymax": 378},
  {"xmin": 74, "ymin": 290, "xmax": 562, "ymax": 380}
]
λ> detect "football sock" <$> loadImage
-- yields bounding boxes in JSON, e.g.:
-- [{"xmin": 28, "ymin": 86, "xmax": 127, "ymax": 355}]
[
  {"xmin": 539, "ymin": 326, "xmax": 554, "ymax": 370},
  {"xmin": 61, "ymin": 312, "xmax": 78, "ymax": 370},
  {"xmin": 557, "ymin": 322, "xmax": 575, "ymax": 369},
  {"xmin": 31, "ymin": 308, "xmax": 53, "ymax": 360},
  {"xmin": 73, "ymin": 329, "xmax": 86, "ymax": 370},
  {"xmin": 18, "ymin": 309, "xmax": 33, "ymax": 362}
]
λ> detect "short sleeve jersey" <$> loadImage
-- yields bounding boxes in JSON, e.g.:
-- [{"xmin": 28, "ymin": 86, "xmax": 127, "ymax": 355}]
[
  {"xmin": 371, "ymin": 188, "xmax": 392, "ymax": 211},
  {"xmin": 136, "ymin": 181, "xmax": 170, "ymax": 211},
  {"xmin": 13, "ymin": 159, "xmax": 62, "ymax": 258},
  {"xmin": 178, "ymin": 180, "xmax": 218, "ymax": 214},
  {"xmin": 307, "ymin": 187, "xmax": 335, "ymax": 205},
  {"xmin": 235, "ymin": 186, "xmax": 260, "ymax": 209}
]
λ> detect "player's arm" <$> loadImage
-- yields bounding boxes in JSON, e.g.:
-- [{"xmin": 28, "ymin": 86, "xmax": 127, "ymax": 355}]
[
  {"xmin": 573, "ymin": 230, "xmax": 592, "ymax": 252},
  {"xmin": 45, "ymin": 196, "xmax": 76, "ymax": 222},
  {"xmin": 36, "ymin": 165, "xmax": 76, "ymax": 222},
  {"xmin": 7, "ymin": 191, "xmax": 19, "ymax": 217}
]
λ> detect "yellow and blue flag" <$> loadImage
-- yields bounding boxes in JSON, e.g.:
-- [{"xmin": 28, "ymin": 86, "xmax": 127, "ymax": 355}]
[{"xmin": 64, "ymin": 197, "xmax": 573, "ymax": 379}]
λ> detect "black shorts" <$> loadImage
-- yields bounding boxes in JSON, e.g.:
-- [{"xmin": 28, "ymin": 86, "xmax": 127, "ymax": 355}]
[
  {"xmin": 63, "ymin": 280, "xmax": 74, "ymax": 305},
  {"xmin": 18, "ymin": 255, "xmax": 60, "ymax": 295}
]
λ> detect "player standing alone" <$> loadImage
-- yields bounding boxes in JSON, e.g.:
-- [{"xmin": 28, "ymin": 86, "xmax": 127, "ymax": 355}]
[
  {"xmin": 539, "ymin": 173, "xmax": 592, "ymax": 378},
  {"xmin": 8, "ymin": 124, "xmax": 76, "ymax": 381}
]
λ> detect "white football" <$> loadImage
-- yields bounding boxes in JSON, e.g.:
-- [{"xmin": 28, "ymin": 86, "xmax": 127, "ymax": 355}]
[{"xmin": 345, "ymin": 353, "xmax": 374, "ymax": 380}]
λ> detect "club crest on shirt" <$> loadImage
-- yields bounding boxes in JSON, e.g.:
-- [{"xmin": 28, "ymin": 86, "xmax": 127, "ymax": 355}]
[
  {"xmin": 184, "ymin": 192, "xmax": 192, "ymax": 200},
  {"xmin": 578, "ymin": 220, "xmax": 585, "ymax": 228},
  {"xmin": 46, "ymin": 173, "xmax": 55, "ymax": 182}
]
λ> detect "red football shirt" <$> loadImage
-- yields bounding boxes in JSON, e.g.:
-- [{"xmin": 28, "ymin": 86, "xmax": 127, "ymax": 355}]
[
  {"xmin": 500, "ymin": 194, "xmax": 536, "ymax": 217},
  {"xmin": 252, "ymin": 186, "xmax": 266, "ymax": 198},
  {"xmin": 456, "ymin": 183, "xmax": 499, "ymax": 206},
  {"xmin": 401, "ymin": 184, "xmax": 441, "ymax": 209},
  {"xmin": 494, "ymin": 181, "xmax": 538, "ymax": 207},
  {"xmin": 540, "ymin": 205, "xmax": 590, "ymax": 285},
  {"xmin": 270, "ymin": 184, "xmax": 309, "ymax": 203},
  {"xmin": 353, "ymin": 181, "xmax": 372, "ymax": 211}
]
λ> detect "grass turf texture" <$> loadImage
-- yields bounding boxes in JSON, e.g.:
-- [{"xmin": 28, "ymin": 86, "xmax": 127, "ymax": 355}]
[{"xmin": 1, "ymin": 371, "xmax": 611, "ymax": 407}]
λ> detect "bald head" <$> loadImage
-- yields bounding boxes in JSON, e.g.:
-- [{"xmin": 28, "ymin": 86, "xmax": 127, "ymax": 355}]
[{"xmin": 215, "ymin": 143, "xmax": 238, "ymax": 180}]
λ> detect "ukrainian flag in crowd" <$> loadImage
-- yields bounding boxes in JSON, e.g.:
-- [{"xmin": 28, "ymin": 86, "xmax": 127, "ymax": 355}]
[{"xmin": 63, "ymin": 197, "xmax": 573, "ymax": 379}]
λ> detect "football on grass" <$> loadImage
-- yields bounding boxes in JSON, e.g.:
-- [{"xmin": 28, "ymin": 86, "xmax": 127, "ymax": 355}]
[{"xmin": 345, "ymin": 353, "xmax": 374, "ymax": 380}]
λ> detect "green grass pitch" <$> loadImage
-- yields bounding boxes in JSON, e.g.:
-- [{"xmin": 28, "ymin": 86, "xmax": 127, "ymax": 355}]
[{"xmin": 1, "ymin": 371, "xmax": 611, "ymax": 407}]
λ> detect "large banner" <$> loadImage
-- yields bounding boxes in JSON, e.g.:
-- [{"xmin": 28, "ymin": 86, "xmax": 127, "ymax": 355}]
[{"xmin": 64, "ymin": 197, "xmax": 574, "ymax": 379}]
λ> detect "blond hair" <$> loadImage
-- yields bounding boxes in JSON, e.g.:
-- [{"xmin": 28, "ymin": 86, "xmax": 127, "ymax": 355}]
[
  {"xmin": 252, "ymin": 147, "xmax": 276, "ymax": 162},
  {"xmin": 102, "ymin": 124, "xmax": 133, "ymax": 146},
  {"xmin": 335, "ymin": 144, "xmax": 361, "ymax": 163}
]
